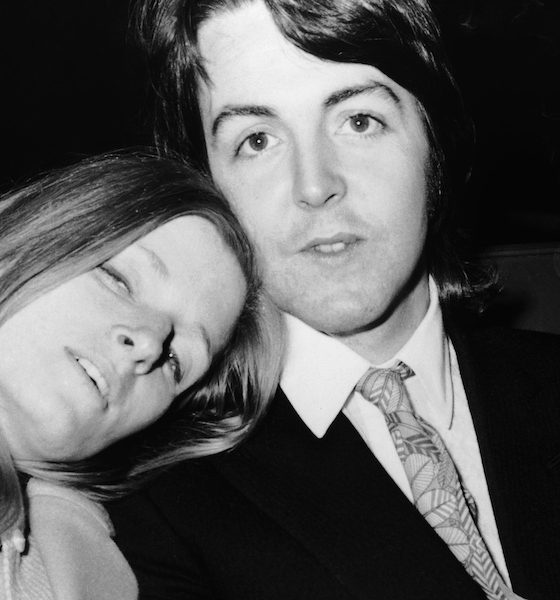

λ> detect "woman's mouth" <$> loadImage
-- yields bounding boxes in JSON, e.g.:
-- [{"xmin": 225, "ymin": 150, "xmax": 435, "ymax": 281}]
[{"xmin": 74, "ymin": 355, "xmax": 109, "ymax": 400}]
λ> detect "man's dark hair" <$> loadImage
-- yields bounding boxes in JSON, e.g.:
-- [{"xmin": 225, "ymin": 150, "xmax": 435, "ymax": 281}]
[{"xmin": 134, "ymin": 0, "xmax": 492, "ymax": 308}]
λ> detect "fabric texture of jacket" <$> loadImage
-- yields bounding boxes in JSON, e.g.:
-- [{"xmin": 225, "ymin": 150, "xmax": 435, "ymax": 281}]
[{"xmin": 108, "ymin": 325, "xmax": 560, "ymax": 600}]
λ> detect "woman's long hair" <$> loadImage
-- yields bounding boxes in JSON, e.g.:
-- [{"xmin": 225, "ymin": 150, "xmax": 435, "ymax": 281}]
[{"xmin": 0, "ymin": 151, "xmax": 283, "ymax": 536}]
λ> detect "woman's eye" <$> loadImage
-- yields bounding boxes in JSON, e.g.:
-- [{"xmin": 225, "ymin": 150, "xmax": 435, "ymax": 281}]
[
  {"xmin": 237, "ymin": 131, "xmax": 280, "ymax": 157},
  {"xmin": 97, "ymin": 264, "xmax": 131, "ymax": 295},
  {"xmin": 166, "ymin": 348, "xmax": 183, "ymax": 385}
]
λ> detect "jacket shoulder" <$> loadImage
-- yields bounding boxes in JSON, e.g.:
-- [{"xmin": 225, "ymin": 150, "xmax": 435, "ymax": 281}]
[{"xmin": 452, "ymin": 322, "xmax": 560, "ymax": 370}]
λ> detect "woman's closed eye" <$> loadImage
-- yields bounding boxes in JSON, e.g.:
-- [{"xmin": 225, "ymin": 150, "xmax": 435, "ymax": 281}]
[
  {"xmin": 97, "ymin": 263, "xmax": 132, "ymax": 296},
  {"xmin": 166, "ymin": 347, "xmax": 183, "ymax": 385}
]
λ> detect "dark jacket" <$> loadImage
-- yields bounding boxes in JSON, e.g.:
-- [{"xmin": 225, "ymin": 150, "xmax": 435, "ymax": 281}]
[{"xmin": 108, "ymin": 326, "xmax": 560, "ymax": 599}]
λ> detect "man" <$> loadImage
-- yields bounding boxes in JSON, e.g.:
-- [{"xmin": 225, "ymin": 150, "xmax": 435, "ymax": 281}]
[{"xmin": 108, "ymin": 1, "xmax": 560, "ymax": 598}]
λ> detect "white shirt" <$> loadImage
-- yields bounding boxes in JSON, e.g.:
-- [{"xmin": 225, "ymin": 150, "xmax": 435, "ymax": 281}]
[{"xmin": 280, "ymin": 278, "xmax": 512, "ymax": 584}]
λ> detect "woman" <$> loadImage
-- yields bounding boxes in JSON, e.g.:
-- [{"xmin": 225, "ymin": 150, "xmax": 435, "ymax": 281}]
[{"xmin": 0, "ymin": 153, "xmax": 281, "ymax": 599}]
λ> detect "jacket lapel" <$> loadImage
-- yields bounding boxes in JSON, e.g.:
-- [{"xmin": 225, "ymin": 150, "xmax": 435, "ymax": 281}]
[
  {"xmin": 213, "ymin": 389, "xmax": 485, "ymax": 600},
  {"xmin": 449, "ymin": 324, "xmax": 560, "ymax": 598}
]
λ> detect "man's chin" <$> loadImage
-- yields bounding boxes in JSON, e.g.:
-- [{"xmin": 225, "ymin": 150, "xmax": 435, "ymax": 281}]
[{"xmin": 287, "ymin": 300, "xmax": 392, "ymax": 339}]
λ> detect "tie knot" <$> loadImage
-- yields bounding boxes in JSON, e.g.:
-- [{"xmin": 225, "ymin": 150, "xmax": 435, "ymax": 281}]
[{"xmin": 355, "ymin": 362, "xmax": 414, "ymax": 413}]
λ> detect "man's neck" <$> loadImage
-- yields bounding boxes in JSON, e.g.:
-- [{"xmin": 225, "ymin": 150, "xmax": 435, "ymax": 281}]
[{"xmin": 332, "ymin": 274, "xmax": 431, "ymax": 365}]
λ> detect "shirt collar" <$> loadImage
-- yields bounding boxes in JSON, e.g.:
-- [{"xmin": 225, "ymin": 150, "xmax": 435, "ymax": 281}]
[
  {"xmin": 280, "ymin": 277, "xmax": 451, "ymax": 438},
  {"xmin": 388, "ymin": 277, "xmax": 450, "ymax": 420}
]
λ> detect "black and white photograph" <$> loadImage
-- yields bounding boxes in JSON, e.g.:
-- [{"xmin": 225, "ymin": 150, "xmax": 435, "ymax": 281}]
[{"xmin": 1, "ymin": 1, "xmax": 559, "ymax": 598}]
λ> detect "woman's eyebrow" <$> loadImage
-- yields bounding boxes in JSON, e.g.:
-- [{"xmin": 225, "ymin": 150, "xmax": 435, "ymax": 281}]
[
  {"xmin": 198, "ymin": 324, "xmax": 213, "ymax": 360},
  {"xmin": 137, "ymin": 245, "xmax": 170, "ymax": 279}
]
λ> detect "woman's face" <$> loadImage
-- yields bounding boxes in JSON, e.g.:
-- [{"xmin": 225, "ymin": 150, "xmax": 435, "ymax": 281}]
[{"xmin": 0, "ymin": 216, "xmax": 246, "ymax": 462}]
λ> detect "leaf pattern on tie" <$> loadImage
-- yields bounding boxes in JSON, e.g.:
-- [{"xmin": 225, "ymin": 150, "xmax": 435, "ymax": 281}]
[
  {"xmin": 356, "ymin": 363, "xmax": 515, "ymax": 600},
  {"xmin": 416, "ymin": 488, "xmax": 457, "ymax": 525},
  {"xmin": 404, "ymin": 454, "xmax": 434, "ymax": 496}
]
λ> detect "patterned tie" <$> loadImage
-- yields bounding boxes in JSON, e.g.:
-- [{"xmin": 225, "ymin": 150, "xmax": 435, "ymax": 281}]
[{"xmin": 356, "ymin": 363, "xmax": 521, "ymax": 600}]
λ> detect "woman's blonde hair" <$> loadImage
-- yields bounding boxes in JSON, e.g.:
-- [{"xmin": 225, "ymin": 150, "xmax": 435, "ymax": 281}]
[{"xmin": 0, "ymin": 151, "xmax": 283, "ymax": 535}]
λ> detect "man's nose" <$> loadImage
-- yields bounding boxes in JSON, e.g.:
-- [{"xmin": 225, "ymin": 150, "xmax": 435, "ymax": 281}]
[
  {"xmin": 292, "ymin": 136, "xmax": 346, "ymax": 208},
  {"xmin": 111, "ymin": 323, "xmax": 167, "ymax": 375}
]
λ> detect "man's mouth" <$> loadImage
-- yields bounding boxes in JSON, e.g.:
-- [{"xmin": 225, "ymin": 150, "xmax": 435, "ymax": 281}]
[
  {"xmin": 74, "ymin": 355, "xmax": 109, "ymax": 400},
  {"xmin": 303, "ymin": 234, "xmax": 361, "ymax": 255},
  {"xmin": 312, "ymin": 241, "xmax": 352, "ymax": 254}
]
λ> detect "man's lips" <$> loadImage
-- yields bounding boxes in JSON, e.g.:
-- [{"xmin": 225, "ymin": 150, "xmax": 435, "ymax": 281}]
[{"xmin": 301, "ymin": 233, "xmax": 361, "ymax": 255}]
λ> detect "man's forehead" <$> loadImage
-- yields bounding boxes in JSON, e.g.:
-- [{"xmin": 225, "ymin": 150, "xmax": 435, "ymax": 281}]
[
  {"xmin": 196, "ymin": 2, "xmax": 397, "ymax": 107},
  {"xmin": 197, "ymin": 1, "xmax": 277, "ymax": 68},
  {"xmin": 197, "ymin": 2, "xmax": 314, "ymax": 91}
]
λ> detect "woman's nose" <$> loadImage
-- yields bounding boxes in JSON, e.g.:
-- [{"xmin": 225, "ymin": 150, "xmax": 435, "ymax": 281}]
[{"xmin": 111, "ymin": 324, "xmax": 165, "ymax": 375}]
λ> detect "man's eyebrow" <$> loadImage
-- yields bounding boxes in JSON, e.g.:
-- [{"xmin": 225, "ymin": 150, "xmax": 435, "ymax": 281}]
[
  {"xmin": 137, "ymin": 245, "xmax": 170, "ymax": 279},
  {"xmin": 210, "ymin": 82, "xmax": 399, "ymax": 138},
  {"xmin": 211, "ymin": 105, "xmax": 275, "ymax": 138},
  {"xmin": 324, "ymin": 81, "xmax": 401, "ymax": 109}
]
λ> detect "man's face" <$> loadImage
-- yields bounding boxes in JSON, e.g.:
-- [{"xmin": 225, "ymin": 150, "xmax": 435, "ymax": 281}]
[{"xmin": 197, "ymin": 0, "xmax": 430, "ymax": 347}]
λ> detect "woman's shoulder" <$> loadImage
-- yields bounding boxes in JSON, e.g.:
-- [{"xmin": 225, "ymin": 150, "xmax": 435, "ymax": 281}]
[
  {"xmin": 0, "ymin": 527, "xmax": 54, "ymax": 600},
  {"xmin": 26, "ymin": 477, "xmax": 113, "ymax": 536},
  {"xmin": 26, "ymin": 478, "xmax": 138, "ymax": 600}
]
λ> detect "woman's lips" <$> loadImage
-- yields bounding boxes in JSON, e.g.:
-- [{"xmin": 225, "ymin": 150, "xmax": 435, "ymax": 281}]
[
  {"xmin": 66, "ymin": 348, "xmax": 110, "ymax": 403},
  {"xmin": 75, "ymin": 356, "xmax": 109, "ymax": 399}
]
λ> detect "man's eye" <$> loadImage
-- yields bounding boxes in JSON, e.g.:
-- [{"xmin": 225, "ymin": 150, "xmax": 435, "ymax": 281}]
[
  {"xmin": 340, "ymin": 113, "xmax": 383, "ymax": 135},
  {"xmin": 237, "ymin": 131, "xmax": 280, "ymax": 157},
  {"xmin": 350, "ymin": 114, "xmax": 371, "ymax": 132},
  {"xmin": 166, "ymin": 348, "xmax": 183, "ymax": 385},
  {"xmin": 97, "ymin": 264, "xmax": 131, "ymax": 295}
]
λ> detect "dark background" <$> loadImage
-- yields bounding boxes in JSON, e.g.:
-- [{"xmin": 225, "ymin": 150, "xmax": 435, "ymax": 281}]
[{"xmin": 2, "ymin": 0, "xmax": 559, "ymax": 247}]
